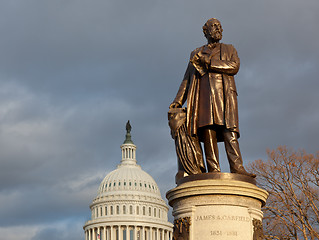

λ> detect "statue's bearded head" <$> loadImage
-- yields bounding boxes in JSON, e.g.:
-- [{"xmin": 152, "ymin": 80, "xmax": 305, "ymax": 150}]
[{"xmin": 203, "ymin": 18, "xmax": 223, "ymax": 43}]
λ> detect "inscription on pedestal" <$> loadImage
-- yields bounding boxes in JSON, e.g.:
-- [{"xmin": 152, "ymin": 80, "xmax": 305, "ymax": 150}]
[{"xmin": 193, "ymin": 205, "xmax": 252, "ymax": 240}]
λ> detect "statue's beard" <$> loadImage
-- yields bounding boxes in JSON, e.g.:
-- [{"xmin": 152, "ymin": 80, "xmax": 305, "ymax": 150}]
[
  {"xmin": 208, "ymin": 31, "xmax": 222, "ymax": 42},
  {"xmin": 212, "ymin": 31, "xmax": 222, "ymax": 41}
]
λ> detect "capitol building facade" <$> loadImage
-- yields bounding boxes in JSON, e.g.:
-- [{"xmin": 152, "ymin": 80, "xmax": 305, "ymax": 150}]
[{"xmin": 83, "ymin": 123, "xmax": 173, "ymax": 240}]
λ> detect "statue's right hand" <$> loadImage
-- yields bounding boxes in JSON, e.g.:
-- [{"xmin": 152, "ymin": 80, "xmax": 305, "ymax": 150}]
[{"xmin": 169, "ymin": 102, "xmax": 181, "ymax": 109}]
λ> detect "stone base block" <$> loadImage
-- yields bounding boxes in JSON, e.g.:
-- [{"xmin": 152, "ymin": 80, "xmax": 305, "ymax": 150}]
[{"xmin": 166, "ymin": 173, "xmax": 268, "ymax": 240}]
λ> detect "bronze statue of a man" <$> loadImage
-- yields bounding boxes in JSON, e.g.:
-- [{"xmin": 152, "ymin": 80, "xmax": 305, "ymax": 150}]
[{"xmin": 170, "ymin": 18, "xmax": 255, "ymax": 178}]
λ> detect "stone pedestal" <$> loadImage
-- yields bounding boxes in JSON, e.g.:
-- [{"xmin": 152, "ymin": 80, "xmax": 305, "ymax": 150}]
[{"xmin": 166, "ymin": 173, "xmax": 268, "ymax": 240}]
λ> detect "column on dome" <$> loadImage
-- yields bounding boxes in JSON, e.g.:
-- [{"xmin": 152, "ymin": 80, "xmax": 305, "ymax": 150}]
[
  {"xmin": 104, "ymin": 226, "xmax": 106, "ymax": 240},
  {"xmin": 119, "ymin": 226, "xmax": 122, "ymax": 240},
  {"xmin": 93, "ymin": 228, "xmax": 96, "ymax": 240},
  {"xmin": 110, "ymin": 226, "xmax": 114, "ymax": 240},
  {"xmin": 88, "ymin": 229, "xmax": 91, "ymax": 240},
  {"xmin": 142, "ymin": 226, "xmax": 145, "ymax": 240},
  {"xmin": 126, "ymin": 226, "xmax": 129, "ymax": 240},
  {"xmin": 134, "ymin": 226, "xmax": 138, "ymax": 240}
]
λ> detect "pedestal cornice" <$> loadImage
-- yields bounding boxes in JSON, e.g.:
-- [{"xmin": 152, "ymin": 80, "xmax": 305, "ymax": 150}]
[{"xmin": 167, "ymin": 173, "xmax": 268, "ymax": 207}]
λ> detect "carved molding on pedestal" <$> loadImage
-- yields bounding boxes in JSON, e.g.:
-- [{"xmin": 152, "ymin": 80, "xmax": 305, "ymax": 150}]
[
  {"xmin": 253, "ymin": 219, "xmax": 264, "ymax": 240},
  {"xmin": 173, "ymin": 217, "xmax": 191, "ymax": 240}
]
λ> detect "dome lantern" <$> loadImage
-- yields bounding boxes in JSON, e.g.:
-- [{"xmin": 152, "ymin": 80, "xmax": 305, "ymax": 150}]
[{"xmin": 120, "ymin": 120, "xmax": 137, "ymax": 166}]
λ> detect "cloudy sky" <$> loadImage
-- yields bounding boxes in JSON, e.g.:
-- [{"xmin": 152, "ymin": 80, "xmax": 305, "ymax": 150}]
[{"xmin": 0, "ymin": 0, "xmax": 318, "ymax": 239}]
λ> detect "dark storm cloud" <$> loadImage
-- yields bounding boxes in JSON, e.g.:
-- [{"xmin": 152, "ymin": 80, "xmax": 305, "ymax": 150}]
[
  {"xmin": 30, "ymin": 220, "xmax": 85, "ymax": 240},
  {"xmin": 0, "ymin": 177, "xmax": 98, "ymax": 226},
  {"xmin": 0, "ymin": 0, "xmax": 318, "ymax": 239}
]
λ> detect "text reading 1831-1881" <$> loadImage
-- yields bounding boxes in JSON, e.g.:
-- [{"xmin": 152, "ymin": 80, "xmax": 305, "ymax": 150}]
[{"xmin": 193, "ymin": 205, "xmax": 251, "ymax": 240}]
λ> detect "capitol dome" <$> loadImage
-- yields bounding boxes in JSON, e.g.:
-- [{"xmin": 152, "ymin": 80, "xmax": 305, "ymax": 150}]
[
  {"xmin": 97, "ymin": 162, "xmax": 161, "ymax": 198},
  {"xmin": 83, "ymin": 121, "xmax": 173, "ymax": 240}
]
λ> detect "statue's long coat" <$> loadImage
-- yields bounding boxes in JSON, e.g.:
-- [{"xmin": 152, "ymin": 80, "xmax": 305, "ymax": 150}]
[{"xmin": 173, "ymin": 43, "xmax": 240, "ymax": 141}]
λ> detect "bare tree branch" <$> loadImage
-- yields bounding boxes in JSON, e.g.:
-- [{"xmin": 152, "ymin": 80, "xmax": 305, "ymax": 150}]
[{"xmin": 249, "ymin": 146, "xmax": 319, "ymax": 239}]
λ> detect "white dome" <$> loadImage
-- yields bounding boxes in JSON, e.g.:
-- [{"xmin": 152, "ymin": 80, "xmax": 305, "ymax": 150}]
[
  {"xmin": 84, "ymin": 122, "xmax": 173, "ymax": 240},
  {"xmin": 97, "ymin": 161, "xmax": 161, "ymax": 198}
]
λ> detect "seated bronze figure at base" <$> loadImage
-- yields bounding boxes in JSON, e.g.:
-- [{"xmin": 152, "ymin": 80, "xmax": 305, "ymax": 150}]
[{"xmin": 169, "ymin": 18, "xmax": 256, "ymax": 180}]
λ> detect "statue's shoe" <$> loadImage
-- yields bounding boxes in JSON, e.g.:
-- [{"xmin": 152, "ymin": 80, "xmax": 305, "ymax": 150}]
[{"xmin": 232, "ymin": 166, "xmax": 256, "ymax": 178}]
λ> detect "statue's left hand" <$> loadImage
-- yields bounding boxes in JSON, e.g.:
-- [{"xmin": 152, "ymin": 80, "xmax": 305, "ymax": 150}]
[{"xmin": 197, "ymin": 51, "xmax": 211, "ymax": 66}]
